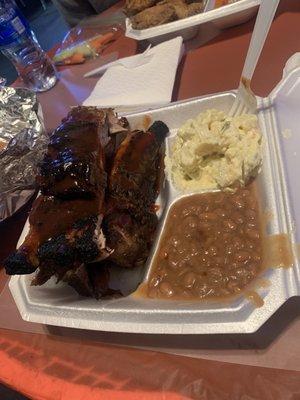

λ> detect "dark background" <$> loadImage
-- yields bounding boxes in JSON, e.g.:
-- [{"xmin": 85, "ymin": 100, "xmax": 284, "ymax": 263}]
[{"xmin": 0, "ymin": 383, "xmax": 29, "ymax": 399}]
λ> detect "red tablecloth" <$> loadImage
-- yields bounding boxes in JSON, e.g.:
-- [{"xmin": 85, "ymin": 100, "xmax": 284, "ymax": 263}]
[{"xmin": 1, "ymin": 1, "xmax": 300, "ymax": 398}]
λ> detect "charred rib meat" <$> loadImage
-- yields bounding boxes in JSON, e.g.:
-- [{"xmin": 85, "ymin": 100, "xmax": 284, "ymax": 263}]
[
  {"xmin": 37, "ymin": 120, "xmax": 106, "ymax": 199},
  {"xmin": 104, "ymin": 121, "xmax": 168, "ymax": 269},
  {"xmin": 109, "ymin": 121, "xmax": 168, "ymax": 210},
  {"xmin": 5, "ymin": 194, "xmax": 108, "ymax": 285},
  {"xmin": 63, "ymin": 106, "xmax": 129, "ymax": 164},
  {"xmin": 5, "ymin": 109, "xmax": 111, "ymax": 282},
  {"xmin": 103, "ymin": 208, "xmax": 158, "ymax": 268}
]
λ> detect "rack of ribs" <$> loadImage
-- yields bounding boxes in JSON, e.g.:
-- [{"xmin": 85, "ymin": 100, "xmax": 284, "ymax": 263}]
[{"xmin": 4, "ymin": 109, "xmax": 169, "ymax": 299}]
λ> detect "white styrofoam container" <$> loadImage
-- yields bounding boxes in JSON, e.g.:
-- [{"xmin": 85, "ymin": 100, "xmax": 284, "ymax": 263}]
[
  {"xmin": 125, "ymin": 0, "xmax": 260, "ymax": 44},
  {"xmin": 9, "ymin": 55, "xmax": 300, "ymax": 334}
]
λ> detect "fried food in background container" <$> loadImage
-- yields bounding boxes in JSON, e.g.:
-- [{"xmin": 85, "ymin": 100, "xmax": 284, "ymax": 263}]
[
  {"xmin": 124, "ymin": 0, "xmax": 159, "ymax": 16},
  {"xmin": 215, "ymin": 0, "xmax": 242, "ymax": 7},
  {"xmin": 126, "ymin": 0, "xmax": 205, "ymax": 29}
]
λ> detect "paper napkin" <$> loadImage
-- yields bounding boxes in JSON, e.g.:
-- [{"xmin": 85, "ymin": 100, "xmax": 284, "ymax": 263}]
[{"xmin": 83, "ymin": 36, "xmax": 183, "ymax": 112}]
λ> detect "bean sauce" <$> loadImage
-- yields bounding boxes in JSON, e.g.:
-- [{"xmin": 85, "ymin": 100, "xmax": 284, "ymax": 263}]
[{"xmin": 147, "ymin": 185, "xmax": 263, "ymax": 300}]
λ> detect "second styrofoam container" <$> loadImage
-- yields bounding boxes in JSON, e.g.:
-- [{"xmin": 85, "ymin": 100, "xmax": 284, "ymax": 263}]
[{"xmin": 125, "ymin": 0, "xmax": 260, "ymax": 44}]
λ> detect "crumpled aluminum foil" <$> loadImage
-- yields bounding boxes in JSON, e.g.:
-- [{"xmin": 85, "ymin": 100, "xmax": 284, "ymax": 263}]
[{"xmin": 0, "ymin": 86, "xmax": 48, "ymax": 222}]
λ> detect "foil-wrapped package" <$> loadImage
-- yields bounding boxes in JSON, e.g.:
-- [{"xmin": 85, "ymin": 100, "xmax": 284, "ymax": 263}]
[{"xmin": 0, "ymin": 87, "xmax": 48, "ymax": 222}]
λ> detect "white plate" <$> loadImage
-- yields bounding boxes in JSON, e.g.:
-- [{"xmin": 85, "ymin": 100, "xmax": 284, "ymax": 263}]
[
  {"xmin": 9, "ymin": 55, "xmax": 300, "ymax": 334},
  {"xmin": 125, "ymin": 0, "xmax": 260, "ymax": 44}
]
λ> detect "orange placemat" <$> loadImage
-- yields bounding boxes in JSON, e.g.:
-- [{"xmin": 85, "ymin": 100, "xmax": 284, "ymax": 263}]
[{"xmin": 2, "ymin": 328, "xmax": 300, "ymax": 400}]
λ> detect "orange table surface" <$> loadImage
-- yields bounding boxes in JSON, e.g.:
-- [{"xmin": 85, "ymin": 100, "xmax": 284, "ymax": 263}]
[{"xmin": 1, "ymin": 1, "xmax": 300, "ymax": 399}]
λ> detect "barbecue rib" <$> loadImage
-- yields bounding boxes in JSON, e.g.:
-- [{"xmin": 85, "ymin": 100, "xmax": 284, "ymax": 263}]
[
  {"xmin": 63, "ymin": 106, "xmax": 129, "ymax": 164},
  {"xmin": 4, "ymin": 108, "xmax": 112, "ymax": 282},
  {"xmin": 104, "ymin": 121, "xmax": 169, "ymax": 269},
  {"xmin": 37, "ymin": 120, "xmax": 106, "ymax": 199},
  {"xmin": 33, "ymin": 196, "xmax": 109, "ymax": 285},
  {"xmin": 37, "ymin": 106, "xmax": 129, "ymax": 199},
  {"xmin": 5, "ymin": 191, "xmax": 108, "ymax": 284},
  {"xmin": 109, "ymin": 121, "xmax": 167, "ymax": 209}
]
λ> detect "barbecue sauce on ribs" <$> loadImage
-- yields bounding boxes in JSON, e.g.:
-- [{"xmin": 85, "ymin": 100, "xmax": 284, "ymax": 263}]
[{"xmin": 4, "ymin": 109, "xmax": 169, "ymax": 299}]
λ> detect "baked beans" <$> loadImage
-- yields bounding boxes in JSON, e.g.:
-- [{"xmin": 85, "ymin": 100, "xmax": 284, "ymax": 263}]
[{"xmin": 147, "ymin": 185, "xmax": 263, "ymax": 300}]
